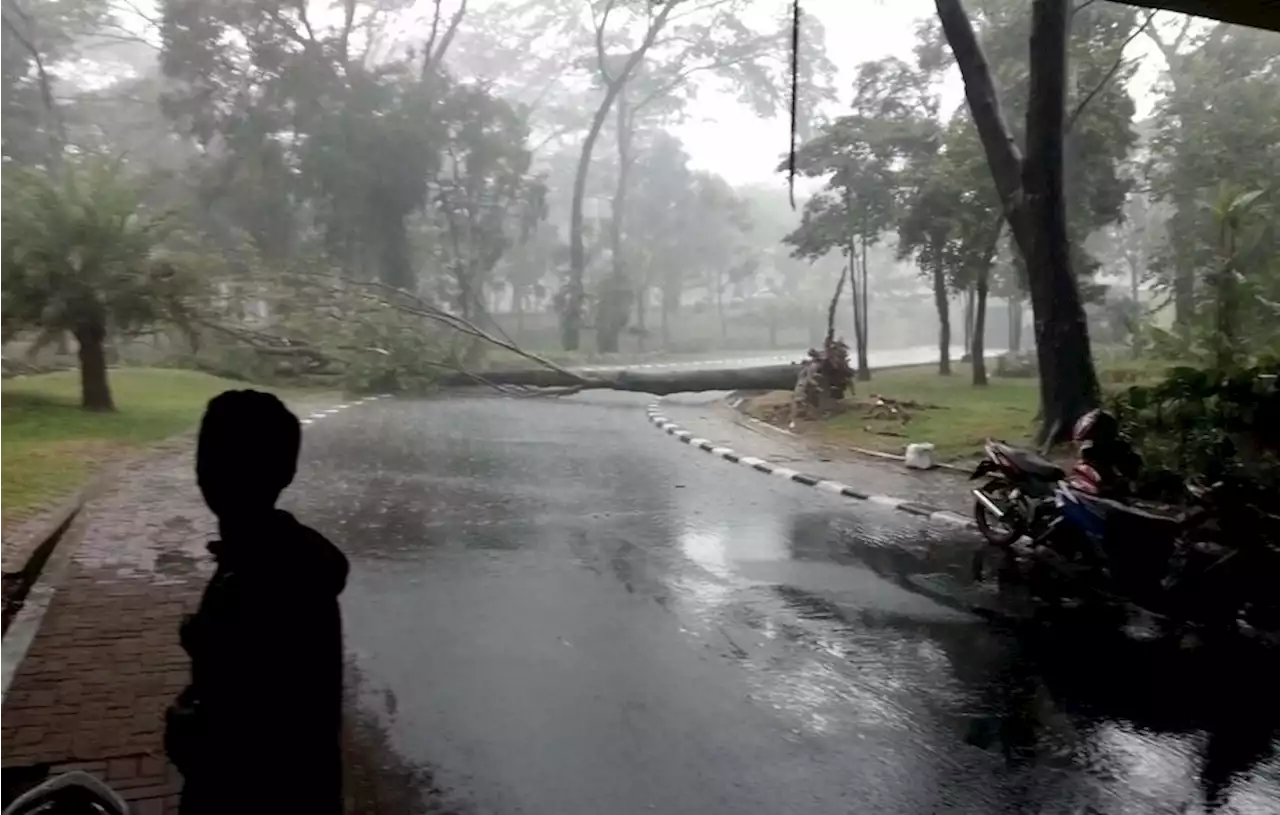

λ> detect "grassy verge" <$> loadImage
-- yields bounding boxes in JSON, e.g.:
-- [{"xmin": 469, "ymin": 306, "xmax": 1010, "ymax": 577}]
[
  {"xmin": 742, "ymin": 358, "xmax": 1178, "ymax": 463},
  {"xmin": 2, "ymin": 368, "xmax": 328, "ymax": 526}
]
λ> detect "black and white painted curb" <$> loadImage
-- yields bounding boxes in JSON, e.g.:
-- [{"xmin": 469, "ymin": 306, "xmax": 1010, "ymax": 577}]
[
  {"xmin": 645, "ymin": 403, "xmax": 977, "ymax": 531},
  {"xmin": 299, "ymin": 393, "xmax": 392, "ymax": 427}
]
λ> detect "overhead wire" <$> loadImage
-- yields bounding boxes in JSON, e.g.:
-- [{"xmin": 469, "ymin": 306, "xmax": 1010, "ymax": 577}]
[{"xmin": 788, "ymin": 0, "xmax": 801, "ymax": 210}]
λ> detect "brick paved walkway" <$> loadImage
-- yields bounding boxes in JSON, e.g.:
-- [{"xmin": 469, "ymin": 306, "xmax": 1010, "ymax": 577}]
[{"xmin": 2, "ymin": 440, "xmax": 214, "ymax": 813}]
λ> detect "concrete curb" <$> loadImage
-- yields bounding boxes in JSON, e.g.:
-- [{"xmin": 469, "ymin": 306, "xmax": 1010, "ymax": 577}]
[
  {"xmin": 1, "ymin": 501, "xmax": 91, "ymax": 702},
  {"xmin": 0, "ymin": 392, "xmax": 394, "ymax": 703},
  {"xmin": 646, "ymin": 403, "xmax": 977, "ymax": 532}
]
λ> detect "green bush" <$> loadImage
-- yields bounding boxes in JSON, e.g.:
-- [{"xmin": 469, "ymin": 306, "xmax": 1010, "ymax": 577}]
[{"xmin": 1108, "ymin": 362, "xmax": 1280, "ymax": 491}]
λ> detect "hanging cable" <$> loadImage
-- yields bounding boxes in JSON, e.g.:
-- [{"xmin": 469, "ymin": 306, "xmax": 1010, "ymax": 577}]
[{"xmin": 788, "ymin": 0, "xmax": 801, "ymax": 210}]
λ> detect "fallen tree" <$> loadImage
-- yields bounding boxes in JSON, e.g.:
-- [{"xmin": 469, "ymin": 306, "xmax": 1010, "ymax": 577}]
[
  {"xmin": 188, "ymin": 267, "xmax": 807, "ymax": 397},
  {"xmin": 435, "ymin": 364, "xmax": 802, "ymax": 394}
]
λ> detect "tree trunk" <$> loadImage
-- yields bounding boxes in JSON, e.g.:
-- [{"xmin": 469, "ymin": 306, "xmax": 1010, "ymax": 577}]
[
  {"xmin": 513, "ymin": 284, "xmax": 526, "ymax": 336},
  {"xmin": 439, "ymin": 364, "xmax": 803, "ymax": 394},
  {"xmin": 564, "ymin": 94, "xmax": 616, "ymax": 351},
  {"xmin": 379, "ymin": 216, "xmax": 415, "ymax": 292},
  {"xmin": 716, "ymin": 278, "xmax": 727, "ymax": 340},
  {"xmin": 564, "ymin": 5, "xmax": 674, "ymax": 351},
  {"xmin": 973, "ymin": 270, "xmax": 990, "ymax": 386},
  {"xmin": 937, "ymin": 0, "xmax": 1098, "ymax": 442},
  {"xmin": 849, "ymin": 269, "xmax": 870, "ymax": 380},
  {"xmin": 1022, "ymin": 0, "xmax": 1099, "ymax": 443},
  {"xmin": 963, "ymin": 285, "xmax": 975, "ymax": 360},
  {"xmin": 932, "ymin": 258, "xmax": 952, "ymax": 376},
  {"xmin": 597, "ymin": 89, "xmax": 634, "ymax": 355},
  {"xmin": 935, "ymin": 0, "xmax": 1032, "ymax": 253},
  {"xmin": 635, "ymin": 283, "xmax": 648, "ymax": 332},
  {"xmin": 859, "ymin": 234, "xmax": 871, "ymax": 381},
  {"xmin": 75, "ymin": 320, "xmax": 114, "ymax": 412}
]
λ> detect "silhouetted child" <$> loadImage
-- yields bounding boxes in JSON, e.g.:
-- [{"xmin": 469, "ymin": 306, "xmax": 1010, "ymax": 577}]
[{"xmin": 165, "ymin": 389, "xmax": 348, "ymax": 815}]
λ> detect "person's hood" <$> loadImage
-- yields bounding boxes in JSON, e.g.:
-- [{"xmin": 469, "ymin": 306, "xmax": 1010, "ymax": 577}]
[{"xmin": 208, "ymin": 509, "xmax": 349, "ymax": 597}]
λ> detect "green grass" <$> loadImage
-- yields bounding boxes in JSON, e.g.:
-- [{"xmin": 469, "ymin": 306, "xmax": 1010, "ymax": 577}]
[
  {"xmin": 744, "ymin": 357, "xmax": 1166, "ymax": 463},
  {"xmin": 2, "ymin": 368, "xmax": 325, "ymax": 524}
]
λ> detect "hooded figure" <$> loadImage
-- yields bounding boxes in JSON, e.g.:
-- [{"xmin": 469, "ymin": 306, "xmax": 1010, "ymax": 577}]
[{"xmin": 166, "ymin": 390, "xmax": 349, "ymax": 814}]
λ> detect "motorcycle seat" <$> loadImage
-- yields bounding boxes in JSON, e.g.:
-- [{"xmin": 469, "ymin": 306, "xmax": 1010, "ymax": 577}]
[
  {"xmin": 1077, "ymin": 494, "xmax": 1182, "ymax": 536},
  {"xmin": 992, "ymin": 442, "xmax": 1065, "ymax": 481}
]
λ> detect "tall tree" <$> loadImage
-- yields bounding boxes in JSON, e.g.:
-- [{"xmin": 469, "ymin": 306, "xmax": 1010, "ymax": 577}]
[
  {"xmin": 1146, "ymin": 19, "xmax": 1280, "ymax": 339},
  {"xmin": 934, "ymin": 0, "xmax": 1102, "ymax": 441},
  {"xmin": 2, "ymin": 160, "xmax": 198, "ymax": 410},
  {"xmin": 782, "ymin": 57, "xmax": 922, "ymax": 379},
  {"xmin": 561, "ymin": 0, "xmax": 834, "ymax": 351}
]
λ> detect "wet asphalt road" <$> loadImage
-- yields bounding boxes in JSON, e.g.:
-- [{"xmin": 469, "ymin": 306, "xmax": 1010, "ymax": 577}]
[{"xmin": 285, "ymin": 390, "xmax": 1280, "ymax": 815}]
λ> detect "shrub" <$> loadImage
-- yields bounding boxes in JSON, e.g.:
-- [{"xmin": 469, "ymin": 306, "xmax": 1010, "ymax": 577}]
[{"xmin": 1108, "ymin": 362, "xmax": 1280, "ymax": 492}]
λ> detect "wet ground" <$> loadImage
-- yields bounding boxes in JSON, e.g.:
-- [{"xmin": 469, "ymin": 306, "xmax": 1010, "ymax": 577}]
[{"xmin": 285, "ymin": 389, "xmax": 1280, "ymax": 815}]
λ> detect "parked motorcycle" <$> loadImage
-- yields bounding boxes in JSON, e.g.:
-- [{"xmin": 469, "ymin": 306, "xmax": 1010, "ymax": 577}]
[
  {"xmin": 980, "ymin": 477, "xmax": 1280, "ymax": 641},
  {"xmin": 969, "ymin": 439, "xmax": 1065, "ymax": 546},
  {"xmin": 2, "ymin": 771, "xmax": 129, "ymax": 815}
]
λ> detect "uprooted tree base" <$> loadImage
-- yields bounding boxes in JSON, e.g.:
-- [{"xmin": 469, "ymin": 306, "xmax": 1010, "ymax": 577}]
[{"xmin": 753, "ymin": 391, "xmax": 937, "ymax": 436}]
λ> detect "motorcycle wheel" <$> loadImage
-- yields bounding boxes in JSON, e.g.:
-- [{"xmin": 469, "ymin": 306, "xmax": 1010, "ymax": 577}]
[{"xmin": 973, "ymin": 479, "xmax": 1024, "ymax": 546}]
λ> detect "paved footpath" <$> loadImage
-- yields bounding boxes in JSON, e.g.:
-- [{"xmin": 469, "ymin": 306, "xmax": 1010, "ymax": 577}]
[{"xmin": 1, "ymin": 438, "xmax": 213, "ymax": 813}]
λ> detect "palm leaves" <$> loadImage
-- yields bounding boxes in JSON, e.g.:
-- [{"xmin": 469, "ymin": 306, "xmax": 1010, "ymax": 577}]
[{"xmin": 2, "ymin": 158, "xmax": 198, "ymax": 408}]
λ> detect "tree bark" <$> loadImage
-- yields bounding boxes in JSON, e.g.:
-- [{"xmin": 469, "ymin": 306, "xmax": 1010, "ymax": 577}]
[
  {"xmin": 1008, "ymin": 296, "xmax": 1023, "ymax": 353},
  {"xmin": 973, "ymin": 271, "xmax": 990, "ymax": 386},
  {"xmin": 1023, "ymin": 0, "xmax": 1100, "ymax": 443},
  {"xmin": 859, "ymin": 234, "xmax": 871, "ymax": 380},
  {"xmin": 848, "ymin": 261, "xmax": 868, "ymax": 379},
  {"xmin": 962, "ymin": 285, "xmax": 975, "ymax": 360},
  {"xmin": 935, "ymin": 0, "xmax": 1032, "ymax": 253},
  {"xmin": 440, "ymin": 364, "xmax": 803, "ymax": 394},
  {"xmin": 932, "ymin": 256, "xmax": 952, "ymax": 376},
  {"xmin": 597, "ymin": 88, "xmax": 634, "ymax": 354},
  {"xmin": 564, "ymin": 96, "xmax": 614, "ymax": 351},
  {"xmin": 75, "ymin": 319, "xmax": 114, "ymax": 412},
  {"xmin": 716, "ymin": 275, "xmax": 727, "ymax": 340},
  {"xmin": 973, "ymin": 220, "xmax": 1002, "ymax": 386},
  {"xmin": 937, "ymin": 0, "xmax": 1099, "ymax": 441}
]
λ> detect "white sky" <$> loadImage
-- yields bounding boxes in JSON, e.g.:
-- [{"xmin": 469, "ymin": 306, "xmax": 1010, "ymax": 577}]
[
  {"xmin": 674, "ymin": 0, "xmax": 1168, "ymax": 188},
  {"xmin": 101, "ymin": 0, "xmax": 1172, "ymax": 191}
]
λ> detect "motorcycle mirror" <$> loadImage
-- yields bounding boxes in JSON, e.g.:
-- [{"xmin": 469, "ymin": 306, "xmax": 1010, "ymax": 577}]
[{"xmin": 2, "ymin": 771, "xmax": 129, "ymax": 815}]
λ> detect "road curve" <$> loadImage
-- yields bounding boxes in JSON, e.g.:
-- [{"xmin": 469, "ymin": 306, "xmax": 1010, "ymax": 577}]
[{"xmin": 285, "ymin": 391, "xmax": 1280, "ymax": 815}]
